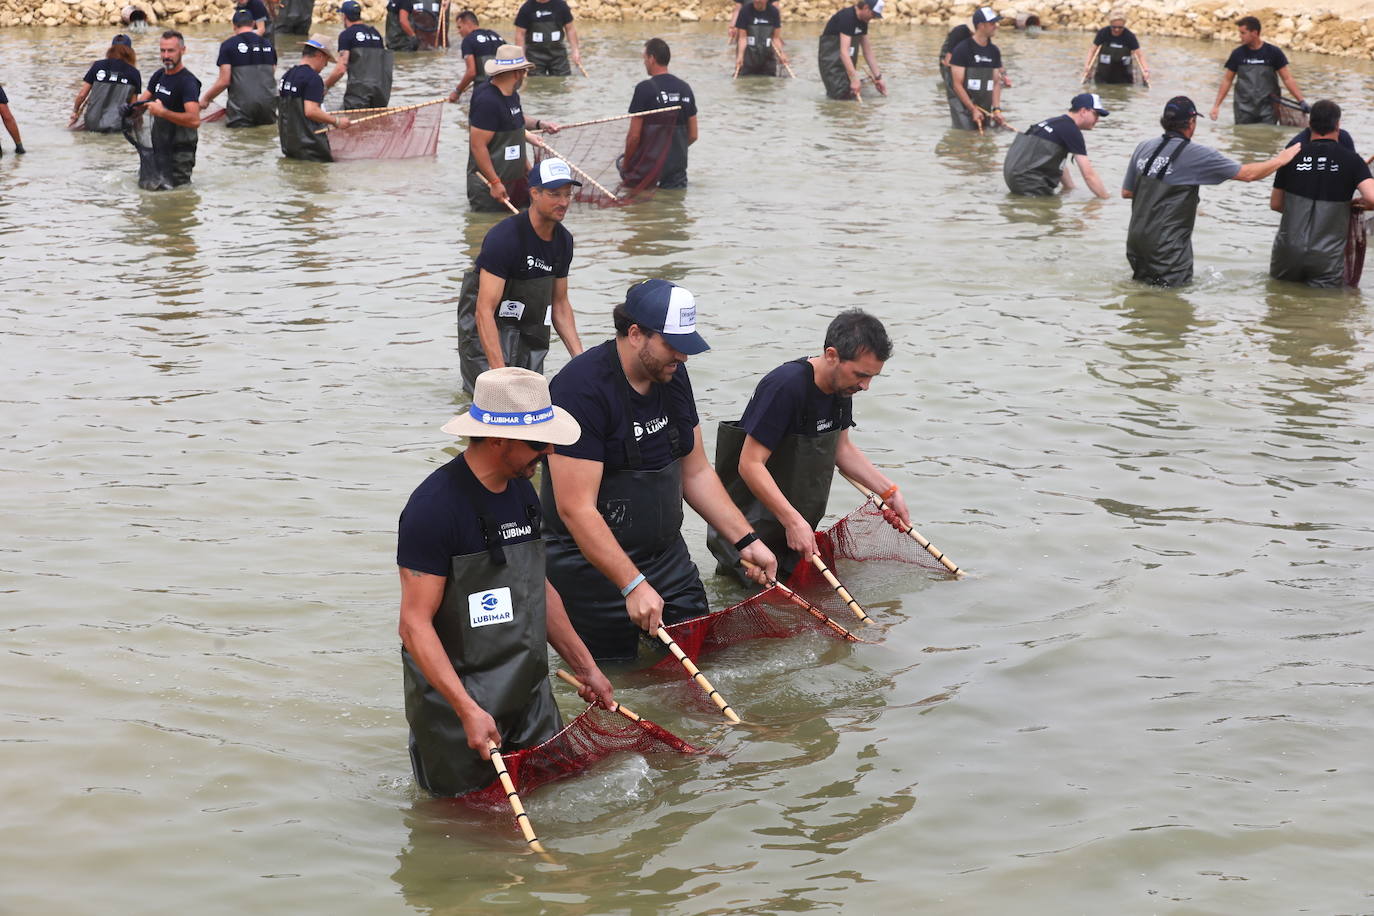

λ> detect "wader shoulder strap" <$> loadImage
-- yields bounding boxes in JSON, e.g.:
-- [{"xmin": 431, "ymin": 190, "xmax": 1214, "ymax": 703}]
[
  {"xmin": 1142, "ymin": 134, "xmax": 1189, "ymax": 179},
  {"xmin": 789, "ymin": 357, "xmax": 819, "ymax": 433},
  {"xmin": 441, "ymin": 459, "xmax": 540, "ymax": 565}
]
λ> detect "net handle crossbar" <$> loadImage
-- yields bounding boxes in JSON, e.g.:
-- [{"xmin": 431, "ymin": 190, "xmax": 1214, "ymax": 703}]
[
  {"xmin": 528, "ymin": 105, "xmax": 681, "ymax": 133},
  {"xmin": 654, "ymin": 627, "xmax": 741, "ymax": 724},
  {"xmin": 314, "ymin": 96, "xmax": 447, "ymax": 134},
  {"xmin": 525, "ymin": 131, "xmax": 621, "ymax": 202},
  {"xmin": 739, "ymin": 559, "xmax": 863, "ymax": 638},
  {"xmin": 808, "ymin": 554, "xmax": 871, "ymax": 622},
  {"xmin": 840, "ymin": 473, "xmax": 965, "ymax": 576},
  {"xmin": 488, "ymin": 743, "xmax": 553, "ymax": 858},
  {"xmin": 474, "ymin": 170, "xmax": 521, "ymax": 214}
]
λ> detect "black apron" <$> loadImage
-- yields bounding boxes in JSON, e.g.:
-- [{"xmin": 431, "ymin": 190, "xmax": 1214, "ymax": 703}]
[
  {"xmin": 541, "ymin": 351, "xmax": 707, "ymax": 663},
  {"xmin": 1002, "ymin": 130, "xmax": 1069, "ymax": 196},
  {"xmin": 1270, "ymin": 190, "xmax": 1351, "ymax": 288},
  {"xmin": 817, "ymin": 33, "xmax": 858, "ymax": 100},
  {"xmin": 525, "ymin": 22, "xmax": 570, "ymax": 76},
  {"xmin": 706, "ymin": 408, "xmax": 840, "ymax": 585},
  {"xmin": 1093, "ymin": 40, "xmax": 1133, "ymax": 84},
  {"xmin": 455, "ymin": 224, "xmax": 554, "ymax": 393},
  {"xmin": 150, "ymin": 116, "xmax": 198, "ymax": 187},
  {"xmin": 466, "ymin": 121, "xmax": 528, "ymax": 211},
  {"xmin": 1234, "ymin": 62, "xmax": 1279, "ymax": 125},
  {"xmin": 410, "ymin": 0, "xmax": 444, "ymax": 50},
  {"xmin": 83, "ymin": 79, "xmax": 135, "ymax": 133},
  {"xmin": 950, "ymin": 62, "xmax": 996, "ymax": 131},
  {"xmin": 277, "ymin": 95, "xmax": 332, "ymax": 161},
  {"xmin": 739, "ymin": 21, "xmax": 778, "ymax": 77},
  {"xmin": 227, "ymin": 63, "xmax": 278, "ymax": 127},
  {"xmin": 1126, "ymin": 134, "xmax": 1199, "ymax": 287},
  {"xmin": 343, "ymin": 45, "xmax": 393, "ymax": 110},
  {"xmin": 386, "ymin": 8, "xmax": 419, "ymax": 51},
  {"xmin": 404, "ymin": 467, "xmax": 560, "ymax": 798},
  {"xmin": 274, "ymin": 0, "xmax": 313, "ymax": 33}
]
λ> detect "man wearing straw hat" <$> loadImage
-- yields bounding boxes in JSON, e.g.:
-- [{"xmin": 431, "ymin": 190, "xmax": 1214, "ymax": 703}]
[
  {"xmin": 456, "ymin": 158, "xmax": 585, "ymax": 394},
  {"xmin": 817, "ymin": 0, "xmax": 886, "ymax": 101},
  {"xmin": 325, "ymin": 1, "xmax": 393, "ymax": 111},
  {"xmin": 199, "ymin": 9, "xmax": 279, "ymax": 128},
  {"xmin": 467, "ymin": 44, "xmax": 561, "ymax": 211},
  {"xmin": 541, "ymin": 280, "xmax": 778, "ymax": 662},
  {"xmin": 278, "ymin": 34, "xmax": 351, "ymax": 161},
  {"xmin": 397, "ymin": 367, "xmax": 614, "ymax": 797},
  {"xmin": 707, "ymin": 309, "xmax": 909, "ymax": 584}
]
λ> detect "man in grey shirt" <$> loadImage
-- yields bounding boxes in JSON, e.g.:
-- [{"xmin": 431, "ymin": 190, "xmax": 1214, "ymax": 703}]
[{"xmin": 1122, "ymin": 95, "xmax": 1299, "ymax": 286}]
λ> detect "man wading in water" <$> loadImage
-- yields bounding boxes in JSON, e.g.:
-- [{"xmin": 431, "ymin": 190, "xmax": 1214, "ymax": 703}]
[
  {"xmin": 1003, "ymin": 92, "xmax": 1111, "ymax": 199},
  {"xmin": 1209, "ymin": 16, "xmax": 1307, "ymax": 125}
]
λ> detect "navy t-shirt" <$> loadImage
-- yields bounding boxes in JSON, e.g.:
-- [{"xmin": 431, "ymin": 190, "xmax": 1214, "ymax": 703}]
[
  {"xmin": 1027, "ymin": 114, "xmax": 1087, "ymax": 155},
  {"xmin": 386, "ymin": 0, "xmax": 412, "ymax": 13},
  {"xmin": 822, "ymin": 6, "xmax": 867, "ymax": 37},
  {"xmin": 236, "ymin": 0, "xmax": 270, "ymax": 22},
  {"xmin": 217, "ymin": 31, "xmax": 277, "ymax": 67},
  {"xmin": 940, "ymin": 24, "xmax": 971, "ymax": 58},
  {"xmin": 629, "ymin": 74, "xmax": 696, "ymax": 127},
  {"xmin": 279, "ymin": 63, "xmax": 324, "ymax": 103},
  {"xmin": 339, "ymin": 23, "xmax": 385, "ymax": 52},
  {"xmin": 950, "ymin": 38, "xmax": 1002, "ymax": 69},
  {"xmin": 1274, "ymin": 139, "xmax": 1372, "ymax": 202},
  {"xmin": 1225, "ymin": 42, "xmax": 1287, "ymax": 72},
  {"xmin": 1287, "ymin": 127, "xmax": 1355, "ymax": 152},
  {"xmin": 514, "ymin": 0, "xmax": 573, "ymax": 31},
  {"xmin": 735, "ymin": 3, "xmax": 780, "ymax": 28},
  {"xmin": 470, "ymin": 82, "xmax": 524, "ymax": 131},
  {"xmin": 1092, "ymin": 26, "xmax": 1139, "ymax": 50},
  {"xmin": 739, "ymin": 359, "xmax": 854, "ymax": 452},
  {"xmin": 461, "ymin": 28, "xmax": 504, "ymax": 58},
  {"xmin": 474, "ymin": 211, "xmax": 573, "ymax": 280},
  {"xmin": 83, "ymin": 58, "xmax": 142, "ymax": 93},
  {"xmin": 397, "ymin": 454, "xmax": 541, "ymax": 576},
  {"xmin": 551, "ymin": 340, "xmax": 700, "ymax": 472},
  {"xmin": 148, "ymin": 67, "xmax": 201, "ymax": 112},
  {"xmin": 0, "ymin": 86, "xmax": 7, "ymax": 105}
]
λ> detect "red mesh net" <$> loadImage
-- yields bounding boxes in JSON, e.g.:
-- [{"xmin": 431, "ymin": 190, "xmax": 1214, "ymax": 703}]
[
  {"xmin": 459, "ymin": 703, "xmax": 708, "ymax": 806},
  {"xmin": 328, "ymin": 102, "xmax": 444, "ymax": 161},
  {"xmin": 201, "ymin": 103, "xmax": 226, "ymax": 123},
  {"xmin": 530, "ymin": 109, "xmax": 678, "ymax": 208},
  {"xmin": 790, "ymin": 498, "xmax": 955, "ymax": 588},
  {"xmin": 1345, "ymin": 207, "xmax": 1368, "ymax": 287},
  {"xmin": 1273, "ymin": 98, "xmax": 1308, "ymax": 128}
]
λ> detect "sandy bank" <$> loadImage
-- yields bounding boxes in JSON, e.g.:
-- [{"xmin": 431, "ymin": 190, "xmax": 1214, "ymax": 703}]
[{"xmin": 2, "ymin": 0, "xmax": 1372, "ymax": 62}]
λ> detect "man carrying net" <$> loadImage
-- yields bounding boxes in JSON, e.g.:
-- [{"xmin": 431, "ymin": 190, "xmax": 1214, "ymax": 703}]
[
  {"xmin": 625, "ymin": 39, "xmax": 697, "ymax": 190},
  {"xmin": 467, "ymin": 44, "xmax": 561, "ymax": 212},
  {"xmin": 707, "ymin": 309, "xmax": 910, "ymax": 584},
  {"xmin": 70, "ymin": 34, "xmax": 142, "ymax": 133},
  {"xmin": 397, "ymin": 368, "xmax": 614, "ymax": 797},
  {"xmin": 278, "ymin": 34, "xmax": 351, "ymax": 161},
  {"xmin": 541, "ymin": 280, "xmax": 776, "ymax": 663},
  {"xmin": 128, "ymin": 30, "xmax": 201, "ymax": 188}
]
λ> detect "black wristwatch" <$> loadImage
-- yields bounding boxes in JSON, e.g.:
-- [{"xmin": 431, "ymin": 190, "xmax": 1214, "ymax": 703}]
[{"xmin": 733, "ymin": 532, "xmax": 759, "ymax": 551}]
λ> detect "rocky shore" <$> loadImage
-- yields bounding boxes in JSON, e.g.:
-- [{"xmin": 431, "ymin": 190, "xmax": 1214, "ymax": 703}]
[{"xmin": 2, "ymin": 0, "xmax": 1372, "ymax": 62}]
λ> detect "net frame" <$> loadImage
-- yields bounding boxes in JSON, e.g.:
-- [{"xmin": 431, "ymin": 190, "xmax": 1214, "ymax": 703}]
[
  {"xmin": 327, "ymin": 103, "xmax": 444, "ymax": 160},
  {"xmin": 530, "ymin": 109, "xmax": 679, "ymax": 208}
]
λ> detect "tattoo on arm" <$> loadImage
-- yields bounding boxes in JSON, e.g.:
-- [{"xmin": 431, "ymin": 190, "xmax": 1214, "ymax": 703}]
[{"xmin": 404, "ymin": 568, "xmax": 426, "ymax": 578}]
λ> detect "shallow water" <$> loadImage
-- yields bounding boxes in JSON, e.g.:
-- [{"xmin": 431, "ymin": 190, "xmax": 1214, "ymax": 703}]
[{"xmin": 4, "ymin": 19, "xmax": 1374, "ymax": 915}]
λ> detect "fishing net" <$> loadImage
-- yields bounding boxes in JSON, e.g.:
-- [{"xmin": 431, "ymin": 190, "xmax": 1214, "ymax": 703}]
[
  {"xmin": 1272, "ymin": 97, "xmax": 1308, "ymax": 128},
  {"xmin": 120, "ymin": 104, "xmax": 173, "ymax": 191},
  {"xmin": 530, "ymin": 108, "xmax": 679, "ymax": 207},
  {"xmin": 460, "ymin": 703, "xmax": 708, "ymax": 806},
  {"xmin": 327, "ymin": 102, "xmax": 444, "ymax": 160},
  {"xmin": 201, "ymin": 103, "xmax": 226, "ymax": 123},
  {"xmin": 790, "ymin": 498, "xmax": 956, "ymax": 592},
  {"xmin": 1345, "ymin": 207, "xmax": 1370, "ymax": 287}
]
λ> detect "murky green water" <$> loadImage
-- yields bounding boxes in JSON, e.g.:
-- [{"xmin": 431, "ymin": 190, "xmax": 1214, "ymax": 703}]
[{"xmin": 4, "ymin": 19, "xmax": 1374, "ymax": 914}]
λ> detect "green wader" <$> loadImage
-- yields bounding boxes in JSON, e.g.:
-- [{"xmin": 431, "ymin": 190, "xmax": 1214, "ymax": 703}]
[
  {"xmin": 455, "ymin": 249, "xmax": 554, "ymax": 393},
  {"xmin": 706, "ymin": 416, "xmax": 840, "ymax": 586},
  {"xmin": 467, "ymin": 123, "xmax": 527, "ymax": 211},
  {"xmin": 1002, "ymin": 131, "xmax": 1069, "ymax": 196},
  {"xmin": 274, "ymin": 0, "xmax": 313, "ymax": 34},
  {"xmin": 1126, "ymin": 134, "xmax": 1199, "ymax": 287},
  {"xmin": 739, "ymin": 22, "xmax": 778, "ymax": 77},
  {"xmin": 226, "ymin": 63, "xmax": 278, "ymax": 127},
  {"xmin": 526, "ymin": 25, "xmax": 571, "ymax": 76},
  {"xmin": 817, "ymin": 33, "xmax": 858, "ymax": 100},
  {"xmin": 277, "ymin": 95, "xmax": 332, "ymax": 162},
  {"xmin": 541, "ymin": 363, "xmax": 707, "ymax": 663},
  {"xmin": 82, "ymin": 79, "xmax": 134, "ymax": 133},
  {"xmin": 1093, "ymin": 40, "xmax": 1134, "ymax": 84},
  {"xmin": 1270, "ymin": 192, "xmax": 1351, "ymax": 288},
  {"xmin": 949, "ymin": 63, "xmax": 995, "ymax": 130},
  {"xmin": 404, "ymin": 468, "xmax": 560, "ymax": 798},
  {"xmin": 342, "ymin": 46, "xmax": 393, "ymax": 110},
  {"xmin": 1234, "ymin": 62, "xmax": 1279, "ymax": 125},
  {"xmin": 385, "ymin": 9, "xmax": 419, "ymax": 51},
  {"xmin": 150, "ymin": 117, "xmax": 198, "ymax": 187}
]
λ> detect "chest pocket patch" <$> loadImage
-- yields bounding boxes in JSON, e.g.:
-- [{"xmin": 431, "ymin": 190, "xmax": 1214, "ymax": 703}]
[
  {"xmin": 504, "ymin": 144, "xmax": 521, "ymax": 160},
  {"xmin": 498, "ymin": 300, "xmax": 525, "ymax": 320},
  {"xmin": 468, "ymin": 586, "xmax": 514, "ymax": 628}
]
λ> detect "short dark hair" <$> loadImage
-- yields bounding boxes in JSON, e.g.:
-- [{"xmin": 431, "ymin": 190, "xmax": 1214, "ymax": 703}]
[
  {"xmin": 1236, "ymin": 15, "xmax": 1261, "ymax": 32},
  {"xmin": 644, "ymin": 38, "xmax": 670, "ymax": 66},
  {"xmin": 613, "ymin": 302, "xmax": 648, "ymax": 337},
  {"xmin": 458, "ymin": 9, "xmax": 478, "ymax": 25},
  {"xmin": 161, "ymin": 29, "xmax": 185, "ymax": 43},
  {"xmin": 1309, "ymin": 99, "xmax": 1340, "ymax": 135},
  {"xmin": 825, "ymin": 309, "xmax": 892, "ymax": 362}
]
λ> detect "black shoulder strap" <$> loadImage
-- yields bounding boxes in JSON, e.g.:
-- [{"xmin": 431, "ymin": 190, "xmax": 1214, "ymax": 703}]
[{"xmin": 1142, "ymin": 133, "xmax": 1190, "ymax": 179}]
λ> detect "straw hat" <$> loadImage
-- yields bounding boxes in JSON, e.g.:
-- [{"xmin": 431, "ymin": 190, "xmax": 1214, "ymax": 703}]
[
  {"xmin": 301, "ymin": 34, "xmax": 337, "ymax": 63},
  {"xmin": 441, "ymin": 368, "xmax": 581, "ymax": 445},
  {"xmin": 484, "ymin": 44, "xmax": 536, "ymax": 77}
]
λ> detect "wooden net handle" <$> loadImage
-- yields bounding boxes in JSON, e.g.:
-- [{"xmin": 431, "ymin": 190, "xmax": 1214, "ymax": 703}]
[
  {"xmin": 473, "ymin": 171, "xmax": 520, "ymax": 214},
  {"xmin": 525, "ymin": 131, "xmax": 621, "ymax": 202},
  {"xmin": 840, "ymin": 473, "xmax": 964, "ymax": 576},
  {"xmin": 555, "ymin": 669, "xmax": 645, "ymax": 723},
  {"xmin": 808, "ymin": 554, "xmax": 871, "ymax": 622},
  {"xmin": 488, "ymin": 744, "xmax": 548, "ymax": 855},
  {"xmin": 654, "ymin": 628, "xmax": 741, "ymax": 724},
  {"xmin": 739, "ymin": 559, "xmax": 861, "ymax": 639}
]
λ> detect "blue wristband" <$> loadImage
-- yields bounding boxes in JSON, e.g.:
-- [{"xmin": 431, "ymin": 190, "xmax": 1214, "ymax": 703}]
[{"xmin": 620, "ymin": 573, "xmax": 646, "ymax": 598}]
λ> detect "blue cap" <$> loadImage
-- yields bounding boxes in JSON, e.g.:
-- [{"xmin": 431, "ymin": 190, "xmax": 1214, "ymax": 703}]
[
  {"xmin": 232, "ymin": 8, "xmax": 253, "ymax": 24},
  {"xmin": 1164, "ymin": 95, "xmax": 1197, "ymax": 119},
  {"xmin": 973, "ymin": 6, "xmax": 999, "ymax": 24},
  {"xmin": 1070, "ymin": 92, "xmax": 1109, "ymax": 116},
  {"xmin": 112, "ymin": 33, "xmax": 133, "ymax": 45},
  {"xmin": 623, "ymin": 280, "xmax": 709, "ymax": 355},
  {"xmin": 338, "ymin": 0, "xmax": 362, "ymax": 16}
]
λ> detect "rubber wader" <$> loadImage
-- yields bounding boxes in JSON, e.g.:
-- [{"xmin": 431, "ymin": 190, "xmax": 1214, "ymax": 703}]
[
  {"xmin": 1002, "ymin": 130, "xmax": 1069, "ymax": 196},
  {"xmin": 1233, "ymin": 61, "xmax": 1279, "ymax": 125},
  {"xmin": 467, "ymin": 121, "xmax": 528, "ymax": 211},
  {"xmin": 949, "ymin": 62, "xmax": 995, "ymax": 130},
  {"xmin": 455, "ymin": 244, "xmax": 554, "ymax": 393},
  {"xmin": 1126, "ymin": 134, "xmax": 1199, "ymax": 287},
  {"xmin": 1094, "ymin": 40, "xmax": 1133, "ymax": 84},
  {"xmin": 227, "ymin": 63, "xmax": 278, "ymax": 127},
  {"xmin": 83, "ymin": 79, "xmax": 134, "ymax": 133},
  {"xmin": 150, "ymin": 116, "xmax": 198, "ymax": 186},
  {"xmin": 342, "ymin": 45, "xmax": 393, "ymax": 110},
  {"xmin": 739, "ymin": 22, "xmax": 778, "ymax": 77},
  {"xmin": 525, "ymin": 25, "xmax": 570, "ymax": 76},
  {"xmin": 277, "ymin": 94, "xmax": 332, "ymax": 161},
  {"xmin": 1270, "ymin": 190, "xmax": 1351, "ymax": 288},
  {"xmin": 817, "ymin": 33, "xmax": 859, "ymax": 100}
]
